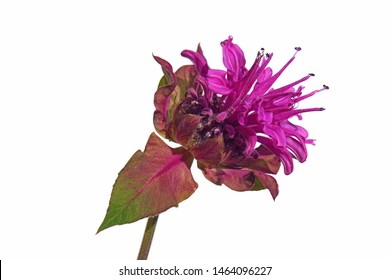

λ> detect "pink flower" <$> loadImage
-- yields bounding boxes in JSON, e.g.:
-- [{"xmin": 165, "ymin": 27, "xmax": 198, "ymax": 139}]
[
  {"xmin": 98, "ymin": 36, "xmax": 328, "ymax": 236},
  {"xmin": 181, "ymin": 36, "xmax": 327, "ymax": 175},
  {"xmin": 153, "ymin": 36, "xmax": 327, "ymax": 199}
]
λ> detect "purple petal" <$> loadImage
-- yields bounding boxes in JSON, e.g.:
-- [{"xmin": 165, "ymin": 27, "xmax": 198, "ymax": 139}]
[
  {"xmin": 207, "ymin": 69, "xmax": 231, "ymax": 94},
  {"xmin": 181, "ymin": 49, "xmax": 209, "ymax": 76},
  {"xmin": 236, "ymin": 51, "xmax": 262, "ymax": 99},
  {"xmin": 250, "ymin": 53, "xmax": 297, "ymax": 101},
  {"xmin": 258, "ymin": 67, "xmax": 273, "ymax": 84},
  {"xmin": 263, "ymin": 124, "xmax": 287, "ymax": 147},
  {"xmin": 257, "ymin": 136, "xmax": 294, "ymax": 175},
  {"xmin": 237, "ymin": 111, "xmax": 247, "ymax": 126},
  {"xmin": 286, "ymin": 136, "xmax": 307, "ymax": 162},
  {"xmin": 236, "ymin": 126, "xmax": 257, "ymax": 156},
  {"xmin": 272, "ymin": 92, "xmax": 293, "ymax": 107},
  {"xmin": 224, "ymin": 124, "xmax": 235, "ymax": 138},
  {"xmin": 216, "ymin": 111, "xmax": 227, "ymax": 122},
  {"xmin": 274, "ymin": 107, "xmax": 324, "ymax": 122},
  {"xmin": 246, "ymin": 67, "xmax": 273, "ymax": 102},
  {"xmin": 295, "ymin": 85, "xmax": 328, "ymax": 102},
  {"xmin": 266, "ymin": 74, "xmax": 311, "ymax": 97},
  {"xmin": 306, "ymin": 139, "xmax": 316, "ymax": 145},
  {"xmin": 200, "ymin": 107, "xmax": 213, "ymax": 117},
  {"xmin": 280, "ymin": 121, "xmax": 309, "ymax": 139},
  {"xmin": 221, "ymin": 36, "xmax": 246, "ymax": 82},
  {"xmin": 257, "ymin": 107, "xmax": 273, "ymax": 124}
]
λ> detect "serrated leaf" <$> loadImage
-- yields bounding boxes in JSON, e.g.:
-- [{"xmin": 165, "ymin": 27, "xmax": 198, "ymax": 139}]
[{"xmin": 97, "ymin": 133, "xmax": 198, "ymax": 233}]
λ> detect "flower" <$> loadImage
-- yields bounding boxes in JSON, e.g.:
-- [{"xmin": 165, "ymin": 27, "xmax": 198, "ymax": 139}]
[
  {"xmin": 98, "ymin": 36, "xmax": 327, "ymax": 243},
  {"xmin": 153, "ymin": 36, "xmax": 326, "ymax": 199}
]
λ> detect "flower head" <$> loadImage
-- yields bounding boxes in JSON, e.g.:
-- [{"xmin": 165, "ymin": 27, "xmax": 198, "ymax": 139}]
[
  {"xmin": 98, "ymin": 36, "xmax": 327, "ymax": 240},
  {"xmin": 153, "ymin": 36, "xmax": 326, "ymax": 199}
]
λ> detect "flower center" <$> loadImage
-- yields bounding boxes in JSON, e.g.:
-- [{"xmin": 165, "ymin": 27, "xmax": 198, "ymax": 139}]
[{"xmin": 179, "ymin": 89, "xmax": 228, "ymax": 142}]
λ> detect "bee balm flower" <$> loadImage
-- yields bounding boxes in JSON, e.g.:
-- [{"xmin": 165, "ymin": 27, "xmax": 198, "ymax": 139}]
[
  {"xmin": 98, "ymin": 37, "xmax": 327, "ymax": 256},
  {"xmin": 153, "ymin": 36, "xmax": 326, "ymax": 199}
]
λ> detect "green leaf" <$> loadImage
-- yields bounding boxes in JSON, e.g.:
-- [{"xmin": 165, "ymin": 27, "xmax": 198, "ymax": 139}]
[{"xmin": 97, "ymin": 133, "xmax": 198, "ymax": 233}]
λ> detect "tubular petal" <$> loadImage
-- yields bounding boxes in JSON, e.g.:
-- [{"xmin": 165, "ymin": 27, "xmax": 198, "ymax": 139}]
[
  {"xmin": 257, "ymin": 136, "xmax": 294, "ymax": 175},
  {"xmin": 236, "ymin": 126, "xmax": 257, "ymax": 156},
  {"xmin": 221, "ymin": 36, "xmax": 246, "ymax": 82},
  {"xmin": 175, "ymin": 37, "xmax": 325, "ymax": 179},
  {"xmin": 207, "ymin": 69, "xmax": 231, "ymax": 94},
  {"xmin": 286, "ymin": 136, "xmax": 307, "ymax": 162},
  {"xmin": 181, "ymin": 50, "xmax": 209, "ymax": 75}
]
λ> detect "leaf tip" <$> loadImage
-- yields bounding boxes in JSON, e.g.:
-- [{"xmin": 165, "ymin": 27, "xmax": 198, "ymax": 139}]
[{"xmin": 96, "ymin": 221, "xmax": 108, "ymax": 234}]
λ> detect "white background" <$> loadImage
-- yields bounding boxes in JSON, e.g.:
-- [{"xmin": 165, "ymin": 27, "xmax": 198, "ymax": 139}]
[{"xmin": 1, "ymin": 0, "xmax": 389, "ymax": 278}]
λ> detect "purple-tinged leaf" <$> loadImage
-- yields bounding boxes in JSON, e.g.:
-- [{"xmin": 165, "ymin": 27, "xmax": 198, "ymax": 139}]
[
  {"xmin": 201, "ymin": 167, "xmax": 254, "ymax": 191},
  {"xmin": 169, "ymin": 113, "xmax": 203, "ymax": 147},
  {"xmin": 253, "ymin": 171, "xmax": 279, "ymax": 200},
  {"xmin": 199, "ymin": 163, "xmax": 279, "ymax": 199},
  {"xmin": 97, "ymin": 133, "xmax": 198, "ymax": 233},
  {"xmin": 166, "ymin": 65, "xmax": 197, "ymax": 124},
  {"xmin": 237, "ymin": 145, "xmax": 281, "ymax": 174},
  {"xmin": 153, "ymin": 56, "xmax": 177, "ymax": 139},
  {"xmin": 153, "ymin": 56, "xmax": 197, "ymax": 141},
  {"xmin": 190, "ymin": 134, "xmax": 227, "ymax": 168}
]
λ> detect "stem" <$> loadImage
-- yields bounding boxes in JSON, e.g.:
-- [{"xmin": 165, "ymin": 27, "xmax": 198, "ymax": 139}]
[{"xmin": 137, "ymin": 215, "xmax": 159, "ymax": 260}]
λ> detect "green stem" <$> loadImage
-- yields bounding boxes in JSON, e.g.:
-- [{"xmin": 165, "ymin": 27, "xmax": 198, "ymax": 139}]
[{"xmin": 137, "ymin": 215, "xmax": 159, "ymax": 260}]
